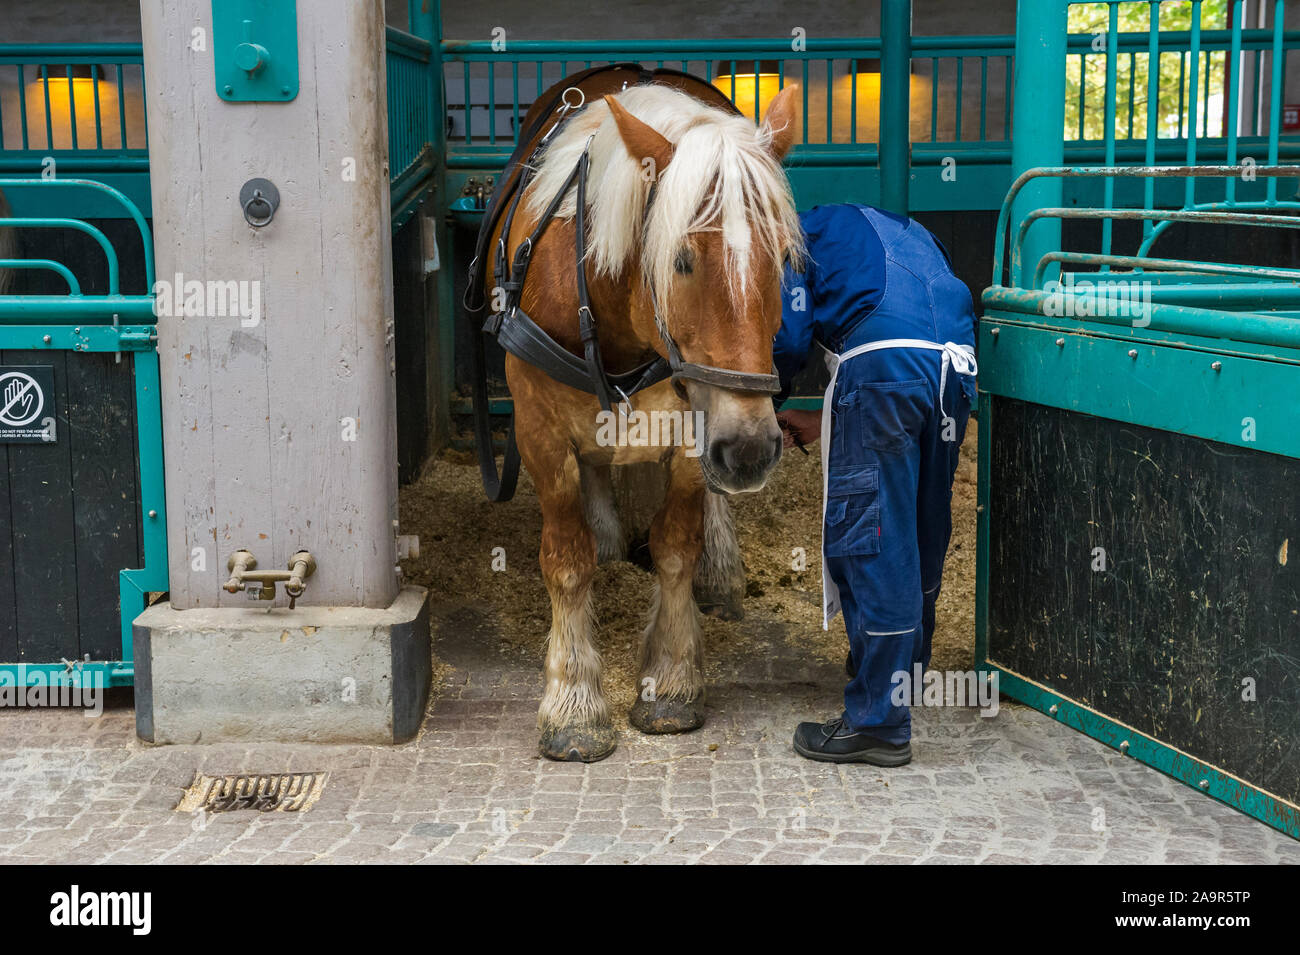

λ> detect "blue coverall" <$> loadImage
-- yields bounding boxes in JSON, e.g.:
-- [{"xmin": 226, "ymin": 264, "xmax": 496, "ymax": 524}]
[{"xmin": 776, "ymin": 204, "xmax": 978, "ymax": 744}]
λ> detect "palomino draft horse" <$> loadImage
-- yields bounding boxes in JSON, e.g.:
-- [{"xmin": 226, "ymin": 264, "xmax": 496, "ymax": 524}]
[{"xmin": 473, "ymin": 70, "xmax": 802, "ymax": 761}]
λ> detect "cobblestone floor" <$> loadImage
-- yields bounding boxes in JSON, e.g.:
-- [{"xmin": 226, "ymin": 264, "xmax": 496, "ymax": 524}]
[{"xmin": 0, "ymin": 602, "xmax": 1295, "ymax": 865}]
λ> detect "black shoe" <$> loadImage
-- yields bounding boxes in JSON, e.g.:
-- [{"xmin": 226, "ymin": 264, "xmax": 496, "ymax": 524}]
[{"xmin": 792, "ymin": 717, "xmax": 912, "ymax": 766}]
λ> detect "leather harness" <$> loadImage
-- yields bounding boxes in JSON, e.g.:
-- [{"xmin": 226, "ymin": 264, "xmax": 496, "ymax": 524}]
[{"xmin": 465, "ymin": 65, "xmax": 781, "ymax": 501}]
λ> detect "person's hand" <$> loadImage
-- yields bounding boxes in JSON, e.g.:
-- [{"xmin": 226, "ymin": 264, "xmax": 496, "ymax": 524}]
[{"xmin": 776, "ymin": 408, "xmax": 823, "ymax": 450}]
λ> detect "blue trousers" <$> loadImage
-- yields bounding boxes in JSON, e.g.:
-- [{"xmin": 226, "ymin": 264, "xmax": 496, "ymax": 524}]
[{"xmin": 823, "ymin": 324, "xmax": 974, "ymax": 744}]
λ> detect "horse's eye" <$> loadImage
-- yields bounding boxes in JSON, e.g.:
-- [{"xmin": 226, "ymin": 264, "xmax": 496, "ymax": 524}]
[{"xmin": 674, "ymin": 248, "xmax": 694, "ymax": 275}]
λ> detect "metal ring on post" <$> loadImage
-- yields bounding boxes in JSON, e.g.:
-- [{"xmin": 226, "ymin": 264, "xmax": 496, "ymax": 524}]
[{"xmin": 239, "ymin": 178, "xmax": 280, "ymax": 228}]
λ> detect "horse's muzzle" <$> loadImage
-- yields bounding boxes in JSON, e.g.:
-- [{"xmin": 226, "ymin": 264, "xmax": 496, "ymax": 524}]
[{"xmin": 703, "ymin": 428, "xmax": 782, "ymax": 493}]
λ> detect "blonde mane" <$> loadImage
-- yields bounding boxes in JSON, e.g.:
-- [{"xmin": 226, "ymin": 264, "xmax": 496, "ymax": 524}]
[{"xmin": 524, "ymin": 84, "xmax": 803, "ymax": 305}]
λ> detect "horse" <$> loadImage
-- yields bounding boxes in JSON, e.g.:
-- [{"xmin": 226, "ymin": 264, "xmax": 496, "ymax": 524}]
[{"xmin": 482, "ymin": 78, "xmax": 803, "ymax": 761}]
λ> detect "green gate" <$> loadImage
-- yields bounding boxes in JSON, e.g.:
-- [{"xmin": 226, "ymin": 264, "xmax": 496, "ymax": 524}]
[
  {"xmin": 0, "ymin": 178, "xmax": 166, "ymax": 689},
  {"xmin": 978, "ymin": 1, "xmax": 1300, "ymax": 838}
]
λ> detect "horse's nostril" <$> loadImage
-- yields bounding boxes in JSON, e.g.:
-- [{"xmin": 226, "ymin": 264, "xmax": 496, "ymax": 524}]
[{"xmin": 710, "ymin": 433, "xmax": 780, "ymax": 477}]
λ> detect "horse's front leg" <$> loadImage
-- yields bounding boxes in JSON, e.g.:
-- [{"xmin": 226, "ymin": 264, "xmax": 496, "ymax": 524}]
[
  {"xmin": 630, "ymin": 451, "xmax": 708, "ymax": 734},
  {"xmin": 528, "ymin": 446, "xmax": 615, "ymax": 762}
]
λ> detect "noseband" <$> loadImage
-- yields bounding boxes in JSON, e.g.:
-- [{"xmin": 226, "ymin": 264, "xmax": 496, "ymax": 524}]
[{"xmin": 479, "ymin": 101, "xmax": 781, "ymax": 414}]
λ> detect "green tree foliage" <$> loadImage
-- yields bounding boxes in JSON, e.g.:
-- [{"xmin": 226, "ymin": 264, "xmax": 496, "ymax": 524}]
[{"xmin": 1065, "ymin": 1, "xmax": 1230, "ymax": 141}]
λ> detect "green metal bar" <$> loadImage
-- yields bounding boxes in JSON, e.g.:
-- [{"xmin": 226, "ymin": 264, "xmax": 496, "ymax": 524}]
[
  {"xmin": 462, "ymin": 60, "xmax": 470, "ymax": 143},
  {"xmin": 954, "ymin": 56, "xmax": 963, "ymax": 139},
  {"xmin": 1225, "ymin": 0, "xmax": 1243, "ymax": 205},
  {"xmin": 118, "ymin": 346, "xmax": 168, "ymax": 664},
  {"xmin": 0, "ymin": 217, "xmax": 118, "ymax": 292},
  {"xmin": 1017, "ymin": 205, "xmax": 1300, "ymax": 272},
  {"xmin": 511, "ymin": 61, "xmax": 519, "ymax": 145},
  {"xmin": 1008, "ymin": 0, "xmax": 1068, "ymax": 287},
  {"xmin": 995, "ymin": 164, "xmax": 1300, "ymax": 287},
  {"xmin": 1102, "ymin": 5, "xmax": 1118, "ymax": 264},
  {"xmin": 849, "ymin": 57, "xmax": 857, "ymax": 145},
  {"xmin": 0, "ymin": 43, "xmax": 145, "ymax": 58},
  {"xmin": 801, "ymin": 61, "xmax": 809, "ymax": 144},
  {"xmin": 1137, "ymin": 197, "xmax": 1300, "ymax": 256},
  {"xmin": 1267, "ymin": 0, "xmax": 1284, "ymax": 203},
  {"xmin": 879, "ymin": 0, "xmax": 911, "ymax": 213},
  {"xmin": 1177, "ymin": 47, "xmax": 1186, "ymax": 137},
  {"xmin": 1143, "ymin": 2, "xmax": 1160, "ymax": 238},
  {"xmin": 1185, "ymin": 4, "xmax": 1202, "ymax": 208},
  {"xmin": 1126, "ymin": 51, "xmax": 1136, "ymax": 138},
  {"xmin": 1250, "ymin": 29, "xmax": 1263, "ymax": 135},
  {"xmin": 1077, "ymin": 53, "xmax": 1086, "ymax": 141},
  {"xmin": 1201, "ymin": 51, "xmax": 1212, "ymax": 139},
  {"xmin": 979, "ymin": 55, "xmax": 988, "ymax": 141},
  {"xmin": 16, "ymin": 63, "xmax": 29, "ymax": 150},
  {"xmin": 1032, "ymin": 250, "xmax": 1300, "ymax": 288},
  {"xmin": 982, "ymin": 286, "xmax": 1300, "ymax": 350},
  {"xmin": 0, "ymin": 663, "xmax": 133, "ymax": 690},
  {"xmin": 931, "ymin": 57, "xmax": 939, "ymax": 142},
  {"xmin": 442, "ymin": 38, "xmax": 885, "ymax": 57},
  {"xmin": 0, "ymin": 178, "xmax": 154, "ymax": 286},
  {"xmin": 91, "ymin": 57, "xmax": 103, "ymax": 149},
  {"xmin": 0, "ymin": 258, "xmax": 81, "ymax": 293},
  {"xmin": 487, "ymin": 60, "xmax": 495, "ymax": 146},
  {"xmin": 823, "ymin": 56, "xmax": 830, "ymax": 143},
  {"xmin": 66, "ymin": 64, "xmax": 78, "ymax": 151},
  {"xmin": 1002, "ymin": 55, "xmax": 1011, "ymax": 139},
  {"xmin": 115, "ymin": 63, "xmax": 128, "ymax": 152},
  {"xmin": 41, "ymin": 64, "xmax": 54, "ymax": 151},
  {"xmin": 0, "ymin": 297, "xmax": 156, "ymax": 323}
]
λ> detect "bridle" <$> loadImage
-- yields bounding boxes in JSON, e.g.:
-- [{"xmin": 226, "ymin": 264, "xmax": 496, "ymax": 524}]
[{"xmin": 480, "ymin": 90, "xmax": 781, "ymax": 413}]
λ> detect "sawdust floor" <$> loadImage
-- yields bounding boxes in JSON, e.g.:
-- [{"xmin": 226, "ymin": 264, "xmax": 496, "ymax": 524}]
[{"xmin": 399, "ymin": 422, "xmax": 978, "ymax": 729}]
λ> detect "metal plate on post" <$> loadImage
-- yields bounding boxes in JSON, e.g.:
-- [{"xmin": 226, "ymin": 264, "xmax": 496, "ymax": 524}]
[{"xmin": 212, "ymin": 0, "xmax": 298, "ymax": 103}]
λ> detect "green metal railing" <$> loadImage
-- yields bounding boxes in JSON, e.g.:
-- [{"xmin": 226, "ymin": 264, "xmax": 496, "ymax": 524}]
[
  {"xmin": 0, "ymin": 44, "xmax": 148, "ymax": 170},
  {"xmin": 1011, "ymin": 0, "xmax": 1299, "ymax": 287},
  {"xmin": 0, "ymin": 177, "xmax": 166, "ymax": 688},
  {"xmin": 387, "ymin": 25, "xmax": 439, "ymax": 230},
  {"xmin": 3, "ymin": 18, "xmax": 1294, "ymax": 216}
]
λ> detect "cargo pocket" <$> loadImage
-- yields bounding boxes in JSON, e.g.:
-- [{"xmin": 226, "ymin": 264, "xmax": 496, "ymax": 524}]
[
  {"xmin": 824, "ymin": 465, "xmax": 882, "ymax": 558},
  {"xmin": 837, "ymin": 378, "xmax": 932, "ymax": 455},
  {"xmin": 958, "ymin": 371, "xmax": 976, "ymax": 407}
]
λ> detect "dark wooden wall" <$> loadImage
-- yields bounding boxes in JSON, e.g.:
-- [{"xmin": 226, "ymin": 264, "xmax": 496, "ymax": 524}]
[{"xmin": 988, "ymin": 397, "xmax": 1300, "ymax": 806}]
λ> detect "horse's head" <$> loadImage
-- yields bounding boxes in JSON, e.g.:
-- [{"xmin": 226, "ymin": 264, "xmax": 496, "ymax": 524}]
[{"xmin": 603, "ymin": 85, "xmax": 803, "ymax": 494}]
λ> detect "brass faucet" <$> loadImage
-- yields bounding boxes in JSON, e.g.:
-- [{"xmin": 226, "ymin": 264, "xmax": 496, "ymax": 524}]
[{"xmin": 224, "ymin": 549, "xmax": 316, "ymax": 608}]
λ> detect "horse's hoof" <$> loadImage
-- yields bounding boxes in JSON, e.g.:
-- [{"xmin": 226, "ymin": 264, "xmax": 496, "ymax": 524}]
[
  {"xmin": 539, "ymin": 723, "xmax": 617, "ymax": 762},
  {"xmin": 629, "ymin": 695, "xmax": 706, "ymax": 734},
  {"xmin": 696, "ymin": 598, "xmax": 744, "ymax": 622},
  {"xmin": 693, "ymin": 579, "xmax": 745, "ymax": 621}
]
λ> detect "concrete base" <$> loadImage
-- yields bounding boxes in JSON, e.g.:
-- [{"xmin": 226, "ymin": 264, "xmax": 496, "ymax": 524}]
[{"xmin": 133, "ymin": 586, "xmax": 430, "ymax": 744}]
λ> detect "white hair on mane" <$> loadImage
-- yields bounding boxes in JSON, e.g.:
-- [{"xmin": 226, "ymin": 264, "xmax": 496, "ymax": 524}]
[{"xmin": 524, "ymin": 84, "xmax": 803, "ymax": 306}]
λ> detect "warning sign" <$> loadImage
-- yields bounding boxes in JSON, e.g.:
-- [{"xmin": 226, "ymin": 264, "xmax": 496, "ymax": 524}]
[{"xmin": 0, "ymin": 366, "xmax": 56, "ymax": 443}]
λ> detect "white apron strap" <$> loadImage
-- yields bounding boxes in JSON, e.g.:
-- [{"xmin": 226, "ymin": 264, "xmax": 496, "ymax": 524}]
[{"xmin": 819, "ymin": 339, "xmax": 977, "ymax": 629}]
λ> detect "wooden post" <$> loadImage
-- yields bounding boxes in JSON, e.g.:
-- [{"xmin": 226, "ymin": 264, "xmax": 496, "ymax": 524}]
[{"xmin": 140, "ymin": 0, "xmax": 401, "ymax": 609}]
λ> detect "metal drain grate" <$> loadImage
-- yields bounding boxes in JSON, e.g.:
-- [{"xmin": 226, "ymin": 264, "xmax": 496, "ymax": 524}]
[{"xmin": 175, "ymin": 772, "xmax": 328, "ymax": 813}]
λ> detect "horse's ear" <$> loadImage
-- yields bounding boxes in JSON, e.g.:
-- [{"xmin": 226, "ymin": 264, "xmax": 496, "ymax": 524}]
[
  {"xmin": 605, "ymin": 94, "xmax": 675, "ymax": 178},
  {"xmin": 761, "ymin": 84, "xmax": 800, "ymax": 160}
]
